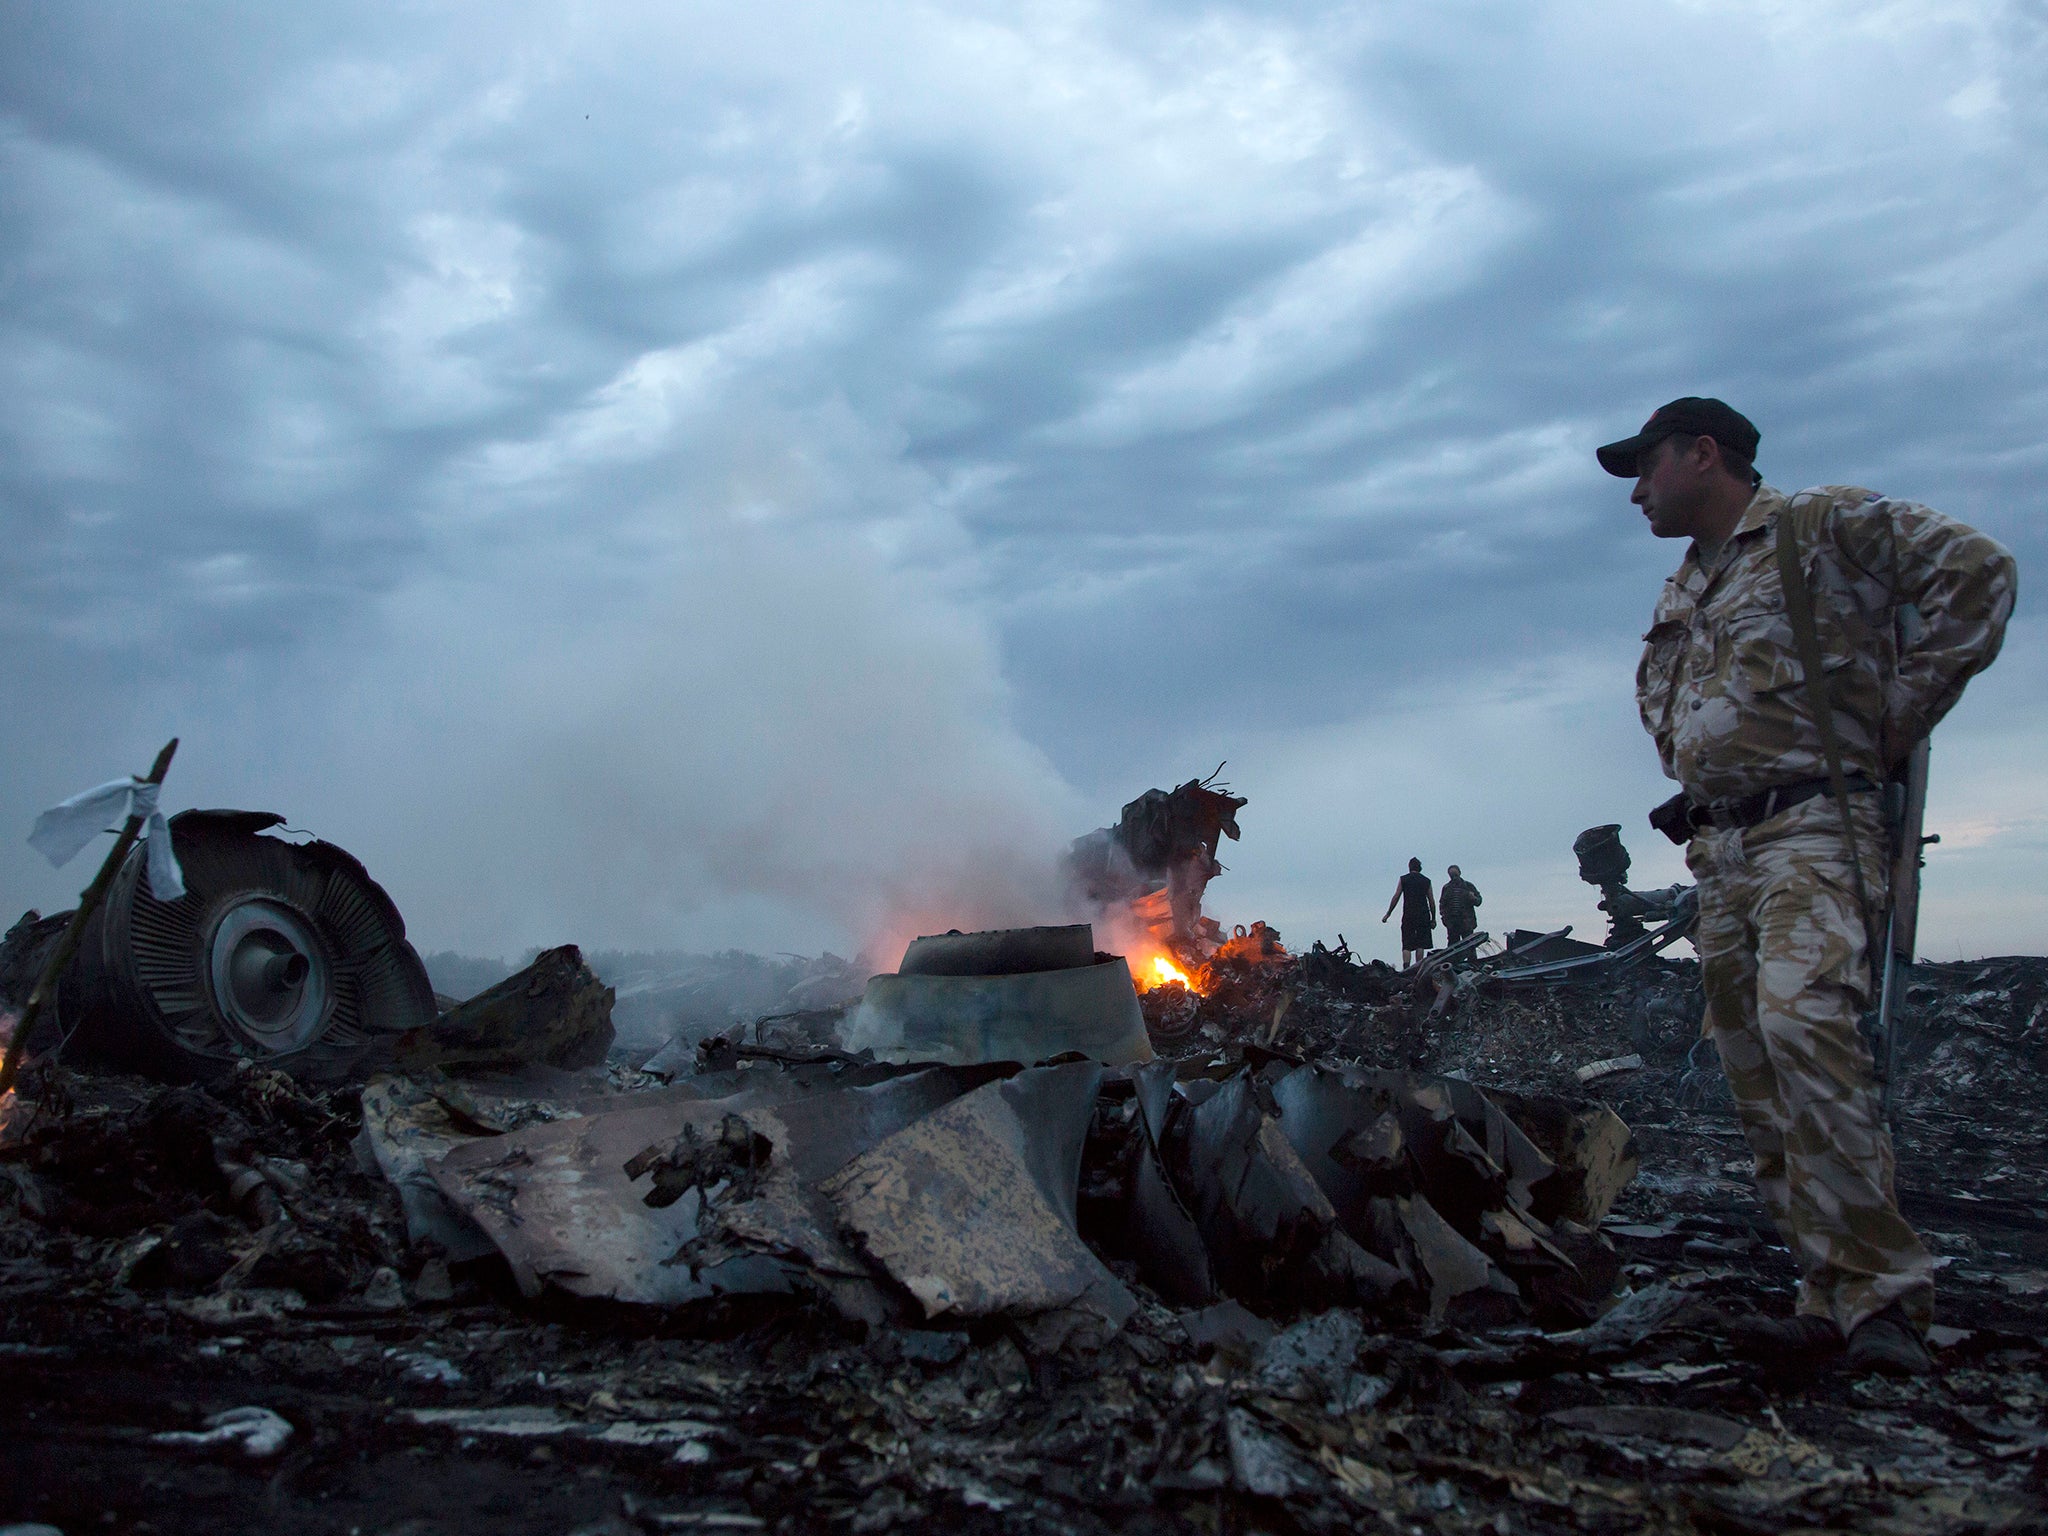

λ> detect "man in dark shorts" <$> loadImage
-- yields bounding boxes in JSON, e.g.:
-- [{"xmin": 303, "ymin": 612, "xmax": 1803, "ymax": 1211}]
[{"xmin": 1380, "ymin": 857, "xmax": 1436, "ymax": 967}]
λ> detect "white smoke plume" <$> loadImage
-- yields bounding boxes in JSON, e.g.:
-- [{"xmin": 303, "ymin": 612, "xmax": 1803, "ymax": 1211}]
[
  {"xmin": 299, "ymin": 518, "xmax": 1086, "ymax": 965},
  {"xmin": 0, "ymin": 415, "xmax": 1090, "ymax": 969}
]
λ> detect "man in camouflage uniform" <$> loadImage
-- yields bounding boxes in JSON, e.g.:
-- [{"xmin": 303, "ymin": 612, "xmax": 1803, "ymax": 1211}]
[
  {"xmin": 1603, "ymin": 397, "xmax": 2016, "ymax": 1375},
  {"xmin": 1440, "ymin": 866, "xmax": 1483, "ymax": 946}
]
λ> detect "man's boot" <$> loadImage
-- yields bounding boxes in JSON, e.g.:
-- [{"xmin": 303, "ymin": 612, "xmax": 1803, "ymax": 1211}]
[
  {"xmin": 1725, "ymin": 1310, "xmax": 1843, "ymax": 1364},
  {"xmin": 1845, "ymin": 1303, "xmax": 1933, "ymax": 1377}
]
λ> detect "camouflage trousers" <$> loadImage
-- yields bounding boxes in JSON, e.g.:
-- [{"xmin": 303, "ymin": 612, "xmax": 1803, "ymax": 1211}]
[{"xmin": 1687, "ymin": 792, "xmax": 1934, "ymax": 1335}]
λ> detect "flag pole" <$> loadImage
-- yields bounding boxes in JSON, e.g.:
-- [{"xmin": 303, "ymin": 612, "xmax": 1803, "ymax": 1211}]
[{"xmin": 0, "ymin": 739, "xmax": 179, "ymax": 1101}]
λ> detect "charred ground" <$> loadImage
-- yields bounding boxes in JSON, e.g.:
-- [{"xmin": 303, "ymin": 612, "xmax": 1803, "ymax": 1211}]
[{"xmin": 2, "ymin": 949, "xmax": 2045, "ymax": 1535}]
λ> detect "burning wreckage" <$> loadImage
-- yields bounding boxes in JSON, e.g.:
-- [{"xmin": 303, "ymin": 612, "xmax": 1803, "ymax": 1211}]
[{"xmin": 1, "ymin": 778, "xmax": 2046, "ymax": 1534}]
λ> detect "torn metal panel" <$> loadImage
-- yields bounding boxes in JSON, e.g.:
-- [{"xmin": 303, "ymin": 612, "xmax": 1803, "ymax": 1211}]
[
  {"xmin": 1135, "ymin": 1061, "xmax": 1406, "ymax": 1311},
  {"xmin": 1430, "ymin": 1075, "xmax": 1556, "ymax": 1210},
  {"xmin": 685, "ymin": 1065, "xmax": 1019, "ymax": 1322},
  {"xmin": 1356, "ymin": 1071, "xmax": 1546, "ymax": 1211},
  {"xmin": 1552, "ymin": 1280, "xmax": 1700, "ymax": 1355},
  {"xmin": 844, "ymin": 958, "xmax": 1154, "ymax": 1068},
  {"xmin": 1396, "ymin": 1191, "xmax": 1522, "ymax": 1323},
  {"xmin": 404, "ymin": 1405, "xmax": 721, "ymax": 1453},
  {"xmin": 397, "ymin": 945, "xmax": 615, "ymax": 1073},
  {"xmin": 823, "ymin": 1061, "xmax": 1135, "ymax": 1328},
  {"xmin": 426, "ymin": 1064, "xmax": 1007, "ymax": 1309},
  {"xmin": 1475, "ymin": 1202, "xmax": 1609, "ymax": 1326},
  {"xmin": 354, "ymin": 1076, "xmax": 500, "ymax": 1263},
  {"xmin": 1485, "ymin": 1091, "xmax": 1639, "ymax": 1228},
  {"xmin": 431, "ymin": 1094, "xmax": 776, "ymax": 1304},
  {"xmin": 1556, "ymin": 1114, "xmax": 1638, "ymax": 1236},
  {"xmin": 1547, "ymin": 1403, "xmax": 1749, "ymax": 1451},
  {"xmin": 1495, "ymin": 927, "xmax": 1600, "ymax": 965},
  {"xmin": 1306, "ymin": 1225, "xmax": 1410, "ymax": 1305},
  {"xmin": 1264, "ymin": 1065, "xmax": 1613, "ymax": 1318},
  {"xmin": 1561, "ymin": 1129, "xmax": 1637, "ymax": 1230},
  {"xmin": 357, "ymin": 1071, "xmax": 743, "ymax": 1261},
  {"xmin": 1166, "ymin": 1074, "xmax": 1340, "ymax": 1309},
  {"xmin": 1121, "ymin": 1060, "xmax": 1218, "ymax": 1307},
  {"xmin": 745, "ymin": 1063, "xmax": 1012, "ymax": 1185},
  {"xmin": 1178, "ymin": 1298, "xmax": 1274, "ymax": 1358},
  {"xmin": 1269, "ymin": 1066, "xmax": 1554, "ymax": 1232},
  {"xmin": 1267, "ymin": 1066, "xmax": 1410, "ymax": 1243}
]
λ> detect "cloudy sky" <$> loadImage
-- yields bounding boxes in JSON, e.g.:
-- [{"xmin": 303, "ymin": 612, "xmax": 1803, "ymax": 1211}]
[{"xmin": 3, "ymin": 0, "xmax": 2041, "ymax": 969}]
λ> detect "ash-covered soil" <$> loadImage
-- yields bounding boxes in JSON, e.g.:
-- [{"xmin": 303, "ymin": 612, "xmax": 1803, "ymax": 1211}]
[{"xmin": 3, "ymin": 952, "xmax": 2046, "ymax": 1535}]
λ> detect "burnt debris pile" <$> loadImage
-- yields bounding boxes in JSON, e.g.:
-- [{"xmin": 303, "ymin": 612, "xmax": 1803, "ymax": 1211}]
[
  {"xmin": 1088, "ymin": 1056, "xmax": 1632, "ymax": 1331},
  {"xmin": 3, "ymin": 820, "xmax": 2048, "ymax": 1532},
  {"xmin": 1067, "ymin": 771, "xmax": 1248, "ymax": 957}
]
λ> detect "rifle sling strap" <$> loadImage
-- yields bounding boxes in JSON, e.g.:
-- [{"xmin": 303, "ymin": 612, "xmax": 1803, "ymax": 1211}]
[{"xmin": 1774, "ymin": 503, "xmax": 1878, "ymax": 957}]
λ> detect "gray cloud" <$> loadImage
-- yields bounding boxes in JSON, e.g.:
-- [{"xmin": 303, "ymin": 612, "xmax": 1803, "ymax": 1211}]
[{"xmin": 2, "ymin": 0, "xmax": 2041, "ymax": 964}]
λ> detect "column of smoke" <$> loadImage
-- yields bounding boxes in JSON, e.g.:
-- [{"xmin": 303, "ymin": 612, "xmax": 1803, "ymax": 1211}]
[
  {"xmin": 456, "ymin": 532, "xmax": 1075, "ymax": 965},
  {"xmin": 1087, "ymin": 888, "xmax": 1167, "ymax": 969},
  {"xmin": 105, "ymin": 502, "xmax": 1095, "ymax": 977}
]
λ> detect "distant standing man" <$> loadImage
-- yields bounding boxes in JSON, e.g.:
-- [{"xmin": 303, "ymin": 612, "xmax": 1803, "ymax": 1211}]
[
  {"xmin": 1440, "ymin": 866, "xmax": 1483, "ymax": 946},
  {"xmin": 1604, "ymin": 397, "xmax": 2015, "ymax": 1375},
  {"xmin": 1380, "ymin": 857, "xmax": 1436, "ymax": 968}
]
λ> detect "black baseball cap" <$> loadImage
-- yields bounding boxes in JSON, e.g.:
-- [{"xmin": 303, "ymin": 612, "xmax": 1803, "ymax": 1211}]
[{"xmin": 1596, "ymin": 397, "xmax": 1760, "ymax": 477}]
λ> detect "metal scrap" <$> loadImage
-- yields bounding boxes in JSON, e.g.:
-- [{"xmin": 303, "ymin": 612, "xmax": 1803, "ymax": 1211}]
[
  {"xmin": 842, "ymin": 923, "xmax": 1153, "ymax": 1067},
  {"xmin": 1577, "ymin": 1052, "xmax": 1644, "ymax": 1083},
  {"xmin": 3, "ymin": 947, "xmax": 2047, "ymax": 1533},
  {"xmin": 822, "ymin": 1060, "xmax": 1135, "ymax": 1333},
  {"xmin": 1121, "ymin": 1060, "xmax": 1220, "ymax": 1306},
  {"xmin": 397, "ymin": 944, "xmax": 616, "ymax": 1072},
  {"xmin": 428, "ymin": 1063, "xmax": 1001, "ymax": 1312},
  {"xmin": 16, "ymin": 809, "xmax": 438, "ymax": 1084},
  {"xmin": 1066, "ymin": 771, "xmax": 1248, "ymax": 952}
]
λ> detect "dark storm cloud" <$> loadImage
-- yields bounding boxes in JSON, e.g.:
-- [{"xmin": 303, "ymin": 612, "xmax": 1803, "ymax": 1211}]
[{"xmin": 1, "ymin": 1, "xmax": 2041, "ymax": 959}]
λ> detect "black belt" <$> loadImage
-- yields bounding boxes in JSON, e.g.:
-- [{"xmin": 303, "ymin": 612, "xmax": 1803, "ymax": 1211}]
[{"xmin": 1687, "ymin": 774, "xmax": 1877, "ymax": 833}]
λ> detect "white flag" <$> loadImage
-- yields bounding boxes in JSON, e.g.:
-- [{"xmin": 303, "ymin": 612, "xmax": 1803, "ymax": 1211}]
[{"xmin": 28, "ymin": 777, "xmax": 186, "ymax": 901}]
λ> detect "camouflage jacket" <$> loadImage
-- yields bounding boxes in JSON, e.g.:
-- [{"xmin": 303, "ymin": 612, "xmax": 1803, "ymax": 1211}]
[
  {"xmin": 1636, "ymin": 484, "xmax": 2017, "ymax": 803},
  {"xmin": 1440, "ymin": 878, "xmax": 1482, "ymax": 924}
]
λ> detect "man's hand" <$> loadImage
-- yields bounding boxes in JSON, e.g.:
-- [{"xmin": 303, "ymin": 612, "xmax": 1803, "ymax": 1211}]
[{"xmin": 1380, "ymin": 915, "xmax": 1388, "ymax": 923}]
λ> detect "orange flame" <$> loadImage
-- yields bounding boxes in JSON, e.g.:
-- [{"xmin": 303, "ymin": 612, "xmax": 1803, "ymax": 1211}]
[
  {"xmin": 1131, "ymin": 948, "xmax": 1201, "ymax": 994},
  {"xmin": 1150, "ymin": 954, "xmax": 1192, "ymax": 989}
]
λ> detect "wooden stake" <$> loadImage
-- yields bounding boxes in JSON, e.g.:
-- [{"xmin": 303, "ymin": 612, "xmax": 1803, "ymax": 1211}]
[{"xmin": 0, "ymin": 738, "xmax": 178, "ymax": 1100}]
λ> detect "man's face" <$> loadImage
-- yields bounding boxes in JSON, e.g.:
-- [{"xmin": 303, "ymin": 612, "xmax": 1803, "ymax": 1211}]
[
  {"xmin": 1630, "ymin": 435, "xmax": 1711, "ymax": 540},
  {"xmin": 1447, "ymin": 866, "xmax": 1460, "ymax": 879}
]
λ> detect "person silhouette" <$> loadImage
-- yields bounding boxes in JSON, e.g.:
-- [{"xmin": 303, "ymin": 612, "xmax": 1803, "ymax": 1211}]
[
  {"xmin": 1380, "ymin": 857, "xmax": 1436, "ymax": 968},
  {"xmin": 1440, "ymin": 865, "xmax": 1482, "ymax": 946}
]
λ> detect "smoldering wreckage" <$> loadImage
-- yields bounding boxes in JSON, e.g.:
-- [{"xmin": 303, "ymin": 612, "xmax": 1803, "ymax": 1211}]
[{"xmin": 2, "ymin": 775, "xmax": 2046, "ymax": 1536}]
